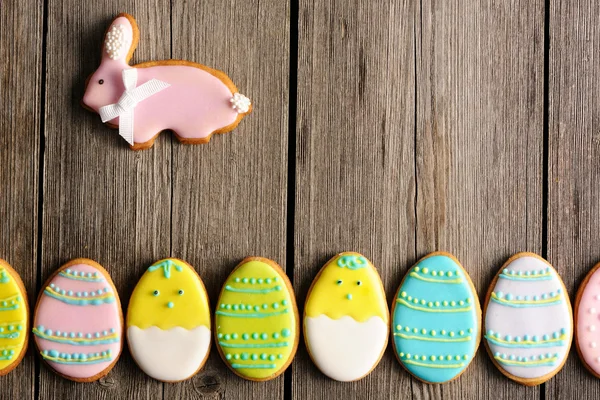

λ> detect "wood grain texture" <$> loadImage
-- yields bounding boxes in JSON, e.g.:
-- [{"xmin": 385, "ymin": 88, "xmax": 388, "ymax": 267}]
[
  {"xmin": 547, "ymin": 1, "xmax": 600, "ymax": 399},
  {"xmin": 415, "ymin": 0, "xmax": 544, "ymax": 398},
  {"xmin": 0, "ymin": 0, "xmax": 42, "ymax": 399},
  {"xmin": 293, "ymin": 0, "xmax": 416, "ymax": 399},
  {"xmin": 169, "ymin": 0, "xmax": 290, "ymax": 399},
  {"xmin": 40, "ymin": 3, "xmax": 170, "ymax": 399}
]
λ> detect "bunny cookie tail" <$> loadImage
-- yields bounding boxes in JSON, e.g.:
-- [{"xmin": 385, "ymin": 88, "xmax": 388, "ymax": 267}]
[{"xmin": 230, "ymin": 93, "xmax": 251, "ymax": 114}]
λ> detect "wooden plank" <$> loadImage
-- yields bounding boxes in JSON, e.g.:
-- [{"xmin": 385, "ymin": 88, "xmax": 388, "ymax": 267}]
[
  {"xmin": 0, "ymin": 0, "xmax": 42, "ymax": 398},
  {"xmin": 168, "ymin": 0, "xmax": 290, "ymax": 398},
  {"xmin": 547, "ymin": 1, "xmax": 600, "ymax": 399},
  {"xmin": 415, "ymin": 0, "xmax": 544, "ymax": 399},
  {"xmin": 40, "ymin": 4, "xmax": 170, "ymax": 399},
  {"xmin": 293, "ymin": 0, "xmax": 416, "ymax": 398}
]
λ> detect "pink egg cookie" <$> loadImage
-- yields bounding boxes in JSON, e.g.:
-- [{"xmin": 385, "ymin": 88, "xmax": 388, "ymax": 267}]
[
  {"xmin": 33, "ymin": 259, "xmax": 123, "ymax": 382},
  {"xmin": 576, "ymin": 262, "xmax": 600, "ymax": 378}
]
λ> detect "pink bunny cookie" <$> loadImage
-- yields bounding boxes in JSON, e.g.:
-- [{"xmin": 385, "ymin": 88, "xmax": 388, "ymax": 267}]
[{"xmin": 82, "ymin": 13, "xmax": 251, "ymax": 150}]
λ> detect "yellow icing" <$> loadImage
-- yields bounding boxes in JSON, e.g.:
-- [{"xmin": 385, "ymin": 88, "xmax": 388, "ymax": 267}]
[
  {"xmin": 215, "ymin": 259, "xmax": 297, "ymax": 380},
  {"xmin": 127, "ymin": 259, "xmax": 210, "ymax": 330},
  {"xmin": 0, "ymin": 263, "xmax": 27, "ymax": 371},
  {"xmin": 305, "ymin": 253, "xmax": 388, "ymax": 322}
]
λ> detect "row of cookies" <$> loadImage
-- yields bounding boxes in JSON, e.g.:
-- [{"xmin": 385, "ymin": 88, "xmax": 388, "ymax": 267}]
[{"xmin": 0, "ymin": 252, "xmax": 599, "ymax": 385}]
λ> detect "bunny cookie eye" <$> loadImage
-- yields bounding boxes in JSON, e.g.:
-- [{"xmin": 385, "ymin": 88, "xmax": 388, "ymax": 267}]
[{"xmin": 98, "ymin": 79, "xmax": 104, "ymax": 85}]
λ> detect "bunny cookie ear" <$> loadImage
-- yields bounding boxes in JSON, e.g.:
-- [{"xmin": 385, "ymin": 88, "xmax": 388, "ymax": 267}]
[{"xmin": 101, "ymin": 13, "xmax": 139, "ymax": 65}]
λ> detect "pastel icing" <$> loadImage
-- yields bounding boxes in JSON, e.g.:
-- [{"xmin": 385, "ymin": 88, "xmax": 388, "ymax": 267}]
[
  {"xmin": 484, "ymin": 254, "xmax": 572, "ymax": 382},
  {"xmin": 127, "ymin": 259, "xmax": 211, "ymax": 381},
  {"xmin": 304, "ymin": 253, "xmax": 388, "ymax": 381},
  {"xmin": 215, "ymin": 258, "xmax": 298, "ymax": 380},
  {"xmin": 576, "ymin": 263, "xmax": 600, "ymax": 377},
  {"xmin": 0, "ymin": 261, "xmax": 28, "ymax": 374},
  {"xmin": 82, "ymin": 14, "xmax": 251, "ymax": 148},
  {"xmin": 33, "ymin": 260, "xmax": 122, "ymax": 380},
  {"xmin": 392, "ymin": 253, "xmax": 480, "ymax": 383}
]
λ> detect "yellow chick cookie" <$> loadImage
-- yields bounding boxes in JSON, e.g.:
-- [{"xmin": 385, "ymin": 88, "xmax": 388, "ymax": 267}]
[
  {"xmin": 127, "ymin": 258, "xmax": 211, "ymax": 382},
  {"xmin": 304, "ymin": 252, "xmax": 388, "ymax": 381}
]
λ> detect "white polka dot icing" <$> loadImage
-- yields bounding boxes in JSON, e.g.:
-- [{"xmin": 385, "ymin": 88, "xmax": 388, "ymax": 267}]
[
  {"xmin": 104, "ymin": 24, "xmax": 130, "ymax": 60},
  {"xmin": 484, "ymin": 253, "xmax": 572, "ymax": 383},
  {"xmin": 576, "ymin": 262, "xmax": 600, "ymax": 378}
]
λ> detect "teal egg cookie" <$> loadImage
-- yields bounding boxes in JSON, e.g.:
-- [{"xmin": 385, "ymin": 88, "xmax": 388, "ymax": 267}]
[
  {"xmin": 391, "ymin": 252, "xmax": 481, "ymax": 383},
  {"xmin": 214, "ymin": 257, "xmax": 299, "ymax": 381}
]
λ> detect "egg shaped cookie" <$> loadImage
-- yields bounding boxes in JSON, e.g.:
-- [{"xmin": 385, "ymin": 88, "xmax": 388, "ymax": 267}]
[
  {"xmin": 574, "ymin": 261, "xmax": 600, "ymax": 378},
  {"xmin": 127, "ymin": 258, "xmax": 211, "ymax": 382},
  {"xmin": 0, "ymin": 259, "xmax": 28, "ymax": 375},
  {"xmin": 215, "ymin": 257, "xmax": 299, "ymax": 381},
  {"xmin": 33, "ymin": 258, "xmax": 123, "ymax": 382},
  {"xmin": 304, "ymin": 252, "xmax": 388, "ymax": 381},
  {"xmin": 483, "ymin": 252, "xmax": 572, "ymax": 385},
  {"xmin": 392, "ymin": 252, "xmax": 481, "ymax": 384}
]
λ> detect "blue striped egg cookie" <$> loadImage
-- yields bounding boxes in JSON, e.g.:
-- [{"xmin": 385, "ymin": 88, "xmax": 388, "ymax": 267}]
[{"xmin": 391, "ymin": 252, "xmax": 481, "ymax": 383}]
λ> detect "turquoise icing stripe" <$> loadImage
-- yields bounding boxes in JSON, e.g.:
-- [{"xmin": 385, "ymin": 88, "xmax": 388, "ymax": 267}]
[
  {"xmin": 392, "ymin": 254, "xmax": 478, "ymax": 384},
  {"xmin": 225, "ymin": 285, "xmax": 281, "ymax": 294},
  {"xmin": 0, "ymin": 270, "xmax": 9, "ymax": 284},
  {"xmin": 32, "ymin": 328, "xmax": 120, "ymax": 346},
  {"xmin": 0, "ymin": 332, "xmax": 19, "ymax": 340},
  {"xmin": 41, "ymin": 349, "xmax": 113, "ymax": 365},
  {"xmin": 0, "ymin": 304, "xmax": 18, "ymax": 312},
  {"xmin": 230, "ymin": 363, "xmax": 276, "ymax": 369},
  {"xmin": 43, "ymin": 289, "xmax": 115, "ymax": 306},
  {"xmin": 498, "ymin": 273, "xmax": 552, "ymax": 281},
  {"xmin": 215, "ymin": 309, "xmax": 289, "ymax": 318},
  {"xmin": 494, "ymin": 353, "xmax": 558, "ymax": 368},
  {"xmin": 218, "ymin": 341, "xmax": 289, "ymax": 349},
  {"xmin": 485, "ymin": 334, "xmax": 565, "ymax": 349},
  {"xmin": 58, "ymin": 271, "xmax": 104, "ymax": 282},
  {"xmin": 490, "ymin": 295, "xmax": 562, "ymax": 308}
]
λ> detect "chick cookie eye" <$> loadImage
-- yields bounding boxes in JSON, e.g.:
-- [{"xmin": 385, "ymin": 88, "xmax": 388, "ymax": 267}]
[
  {"xmin": 98, "ymin": 79, "xmax": 104, "ymax": 84},
  {"xmin": 178, "ymin": 289, "xmax": 184, "ymax": 295},
  {"xmin": 336, "ymin": 280, "xmax": 343, "ymax": 285},
  {"xmin": 152, "ymin": 290, "xmax": 160, "ymax": 296},
  {"xmin": 357, "ymin": 281, "xmax": 362, "ymax": 286}
]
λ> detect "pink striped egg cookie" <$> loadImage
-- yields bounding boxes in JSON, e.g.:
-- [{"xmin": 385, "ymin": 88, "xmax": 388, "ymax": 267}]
[{"xmin": 33, "ymin": 259, "xmax": 123, "ymax": 381}]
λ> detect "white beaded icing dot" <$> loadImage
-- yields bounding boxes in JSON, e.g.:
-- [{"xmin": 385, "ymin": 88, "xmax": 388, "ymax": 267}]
[
  {"xmin": 595, "ymin": 294, "xmax": 600, "ymax": 301},
  {"xmin": 591, "ymin": 342, "xmax": 597, "ymax": 348},
  {"xmin": 105, "ymin": 24, "xmax": 128, "ymax": 60},
  {"xmin": 597, "ymin": 356, "xmax": 600, "ymax": 363},
  {"xmin": 230, "ymin": 93, "xmax": 251, "ymax": 113},
  {"xmin": 590, "ymin": 325, "xmax": 597, "ymax": 332},
  {"xmin": 591, "ymin": 307, "xmax": 597, "ymax": 314}
]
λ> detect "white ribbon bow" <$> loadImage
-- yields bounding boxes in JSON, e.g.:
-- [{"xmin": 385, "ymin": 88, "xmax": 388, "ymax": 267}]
[{"xmin": 99, "ymin": 69, "xmax": 170, "ymax": 145}]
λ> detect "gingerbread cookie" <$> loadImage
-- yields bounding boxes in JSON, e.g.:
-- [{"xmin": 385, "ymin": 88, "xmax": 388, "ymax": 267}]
[
  {"xmin": 127, "ymin": 258, "xmax": 211, "ymax": 382},
  {"xmin": 82, "ymin": 13, "xmax": 251, "ymax": 150},
  {"xmin": 214, "ymin": 257, "xmax": 298, "ymax": 381},
  {"xmin": 304, "ymin": 252, "xmax": 388, "ymax": 381},
  {"xmin": 32, "ymin": 259, "xmax": 123, "ymax": 382},
  {"xmin": 0, "ymin": 259, "xmax": 28, "ymax": 376},
  {"xmin": 483, "ymin": 252, "xmax": 572, "ymax": 386},
  {"xmin": 391, "ymin": 252, "xmax": 481, "ymax": 384},
  {"xmin": 575, "ymin": 261, "xmax": 600, "ymax": 378}
]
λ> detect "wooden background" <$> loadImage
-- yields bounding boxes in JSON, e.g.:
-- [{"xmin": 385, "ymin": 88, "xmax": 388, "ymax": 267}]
[{"xmin": 0, "ymin": 0, "xmax": 598, "ymax": 398}]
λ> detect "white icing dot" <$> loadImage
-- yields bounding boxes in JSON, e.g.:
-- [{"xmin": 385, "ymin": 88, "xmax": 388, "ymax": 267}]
[
  {"xmin": 591, "ymin": 342, "xmax": 597, "ymax": 348},
  {"xmin": 597, "ymin": 356, "xmax": 600, "ymax": 363},
  {"xmin": 230, "ymin": 93, "xmax": 251, "ymax": 113},
  {"xmin": 104, "ymin": 24, "xmax": 129, "ymax": 60},
  {"xmin": 590, "ymin": 325, "xmax": 596, "ymax": 332},
  {"xmin": 590, "ymin": 308, "xmax": 597, "ymax": 314},
  {"xmin": 595, "ymin": 294, "xmax": 600, "ymax": 301}
]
